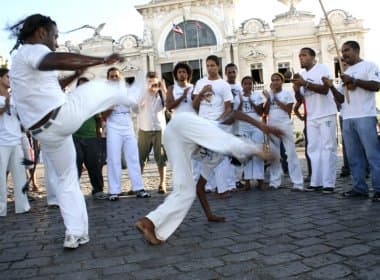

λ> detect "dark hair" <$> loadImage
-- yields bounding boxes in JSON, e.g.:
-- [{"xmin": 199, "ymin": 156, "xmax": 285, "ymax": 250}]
[
  {"xmin": 241, "ymin": 75, "xmax": 255, "ymax": 85},
  {"xmin": 301, "ymin": 47, "xmax": 316, "ymax": 57},
  {"xmin": 146, "ymin": 71, "xmax": 158, "ymax": 79},
  {"xmin": 76, "ymin": 77, "xmax": 89, "ymax": 86},
  {"xmin": 225, "ymin": 63, "xmax": 237, "ymax": 72},
  {"xmin": 172, "ymin": 62, "xmax": 192, "ymax": 82},
  {"xmin": 206, "ymin": 55, "xmax": 220, "ymax": 66},
  {"xmin": 0, "ymin": 68, "xmax": 9, "ymax": 78},
  {"xmin": 107, "ymin": 67, "xmax": 121, "ymax": 78},
  {"xmin": 8, "ymin": 14, "xmax": 56, "ymax": 54},
  {"xmin": 271, "ymin": 72, "xmax": 285, "ymax": 82},
  {"xmin": 343, "ymin": 40, "xmax": 360, "ymax": 51}
]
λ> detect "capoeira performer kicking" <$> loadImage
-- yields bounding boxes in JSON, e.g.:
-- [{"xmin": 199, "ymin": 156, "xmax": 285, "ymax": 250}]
[
  {"xmin": 8, "ymin": 14, "xmax": 140, "ymax": 248},
  {"xmin": 135, "ymin": 110, "xmax": 283, "ymax": 245}
]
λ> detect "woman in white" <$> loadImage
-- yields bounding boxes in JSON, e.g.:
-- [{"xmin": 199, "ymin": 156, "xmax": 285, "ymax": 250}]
[
  {"xmin": 263, "ymin": 73, "xmax": 304, "ymax": 191},
  {"xmin": 238, "ymin": 76, "xmax": 265, "ymax": 190},
  {"xmin": 0, "ymin": 68, "xmax": 30, "ymax": 216},
  {"xmin": 104, "ymin": 68, "xmax": 149, "ymax": 200}
]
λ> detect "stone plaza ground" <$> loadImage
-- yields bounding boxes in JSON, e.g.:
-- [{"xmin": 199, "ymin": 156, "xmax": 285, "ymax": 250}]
[{"xmin": 1, "ymin": 149, "xmax": 380, "ymax": 280}]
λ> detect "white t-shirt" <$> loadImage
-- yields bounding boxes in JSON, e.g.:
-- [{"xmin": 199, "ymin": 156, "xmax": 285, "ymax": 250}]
[
  {"xmin": 339, "ymin": 60, "xmax": 380, "ymax": 120},
  {"xmin": 300, "ymin": 63, "xmax": 337, "ymax": 120},
  {"xmin": 267, "ymin": 89, "xmax": 294, "ymax": 125},
  {"xmin": 239, "ymin": 91, "xmax": 264, "ymax": 131},
  {"xmin": 172, "ymin": 82, "xmax": 194, "ymax": 115},
  {"xmin": 0, "ymin": 96, "xmax": 22, "ymax": 146},
  {"xmin": 107, "ymin": 104, "xmax": 134, "ymax": 133},
  {"xmin": 229, "ymin": 83, "xmax": 242, "ymax": 111},
  {"xmin": 137, "ymin": 91, "xmax": 165, "ymax": 131},
  {"xmin": 9, "ymin": 44, "xmax": 66, "ymax": 129},
  {"xmin": 193, "ymin": 77, "xmax": 233, "ymax": 121}
]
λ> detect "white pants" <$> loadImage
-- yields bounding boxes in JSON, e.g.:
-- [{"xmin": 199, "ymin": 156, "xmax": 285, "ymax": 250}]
[
  {"xmin": 33, "ymin": 80, "xmax": 137, "ymax": 236},
  {"xmin": 0, "ymin": 145, "xmax": 30, "ymax": 216},
  {"xmin": 41, "ymin": 151, "xmax": 58, "ymax": 206},
  {"xmin": 268, "ymin": 122, "xmax": 303, "ymax": 189},
  {"xmin": 307, "ymin": 115, "xmax": 337, "ymax": 188},
  {"xmin": 20, "ymin": 134, "xmax": 33, "ymax": 170},
  {"xmin": 146, "ymin": 112, "xmax": 262, "ymax": 241},
  {"xmin": 241, "ymin": 127, "xmax": 264, "ymax": 180},
  {"xmin": 107, "ymin": 127, "xmax": 143, "ymax": 194}
]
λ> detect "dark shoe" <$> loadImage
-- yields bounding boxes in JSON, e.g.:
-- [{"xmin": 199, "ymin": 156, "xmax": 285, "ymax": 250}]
[
  {"xmin": 235, "ymin": 181, "xmax": 245, "ymax": 189},
  {"xmin": 136, "ymin": 190, "xmax": 151, "ymax": 198},
  {"xmin": 342, "ymin": 189, "xmax": 369, "ymax": 198},
  {"xmin": 305, "ymin": 186, "xmax": 323, "ymax": 192},
  {"xmin": 322, "ymin": 187, "xmax": 334, "ymax": 194},
  {"xmin": 93, "ymin": 191, "xmax": 108, "ymax": 200},
  {"xmin": 340, "ymin": 169, "xmax": 350, "ymax": 177},
  {"xmin": 108, "ymin": 194, "xmax": 119, "ymax": 201},
  {"xmin": 372, "ymin": 192, "xmax": 380, "ymax": 202}
]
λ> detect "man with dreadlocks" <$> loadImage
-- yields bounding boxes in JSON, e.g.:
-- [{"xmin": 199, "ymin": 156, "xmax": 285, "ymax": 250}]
[{"xmin": 8, "ymin": 14, "xmax": 140, "ymax": 249}]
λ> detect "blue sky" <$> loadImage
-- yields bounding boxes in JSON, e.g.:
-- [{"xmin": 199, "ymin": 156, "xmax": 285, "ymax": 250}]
[{"xmin": 1, "ymin": 0, "xmax": 378, "ymax": 64}]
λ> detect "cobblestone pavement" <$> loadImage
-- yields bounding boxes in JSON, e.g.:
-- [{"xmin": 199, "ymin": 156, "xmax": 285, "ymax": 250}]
[{"xmin": 1, "ymin": 150, "xmax": 380, "ymax": 280}]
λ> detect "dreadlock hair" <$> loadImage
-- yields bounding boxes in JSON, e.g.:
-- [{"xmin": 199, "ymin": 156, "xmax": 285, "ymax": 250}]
[{"xmin": 7, "ymin": 14, "xmax": 56, "ymax": 54}]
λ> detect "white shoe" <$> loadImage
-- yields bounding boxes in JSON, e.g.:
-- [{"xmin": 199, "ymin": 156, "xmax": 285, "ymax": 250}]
[{"xmin": 63, "ymin": 234, "xmax": 90, "ymax": 249}]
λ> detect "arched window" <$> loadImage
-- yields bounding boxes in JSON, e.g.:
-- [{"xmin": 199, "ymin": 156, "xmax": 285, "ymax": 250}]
[{"xmin": 164, "ymin": 20, "xmax": 217, "ymax": 51}]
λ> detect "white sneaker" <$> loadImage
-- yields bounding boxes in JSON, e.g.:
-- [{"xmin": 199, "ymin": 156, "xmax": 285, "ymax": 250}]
[{"xmin": 63, "ymin": 234, "xmax": 90, "ymax": 249}]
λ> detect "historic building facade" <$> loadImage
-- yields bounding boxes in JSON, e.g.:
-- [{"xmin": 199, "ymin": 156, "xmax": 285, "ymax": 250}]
[{"xmin": 58, "ymin": 0, "xmax": 367, "ymax": 87}]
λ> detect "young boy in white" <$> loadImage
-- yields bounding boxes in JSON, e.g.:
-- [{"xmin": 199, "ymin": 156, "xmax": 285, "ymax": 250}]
[
  {"xmin": 293, "ymin": 47, "xmax": 337, "ymax": 193},
  {"xmin": 264, "ymin": 73, "xmax": 303, "ymax": 190},
  {"xmin": 0, "ymin": 68, "xmax": 30, "ymax": 216},
  {"xmin": 238, "ymin": 76, "xmax": 265, "ymax": 190}
]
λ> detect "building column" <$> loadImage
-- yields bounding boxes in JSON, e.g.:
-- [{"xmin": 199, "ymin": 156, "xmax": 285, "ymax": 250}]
[
  {"xmin": 148, "ymin": 53, "xmax": 155, "ymax": 72},
  {"xmin": 232, "ymin": 43, "xmax": 239, "ymax": 65}
]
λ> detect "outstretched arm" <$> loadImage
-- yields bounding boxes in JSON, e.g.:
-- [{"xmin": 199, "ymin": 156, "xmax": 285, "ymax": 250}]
[
  {"xmin": 223, "ymin": 111, "xmax": 284, "ymax": 138},
  {"xmin": 38, "ymin": 53, "xmax": 123, "ymax": 71}
]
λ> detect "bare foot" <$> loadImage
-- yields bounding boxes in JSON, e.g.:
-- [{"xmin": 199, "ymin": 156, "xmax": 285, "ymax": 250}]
[
  {"xmin": 215, "ymin": 191, "xmax": 231, "ymax": 199},
  {"xmin": 207, "ymin": 214, "xmax": 226, "ymax": 222},
  {"xmin": 135, "ymin": 217, "xmax": 163, "ymax": 245}
]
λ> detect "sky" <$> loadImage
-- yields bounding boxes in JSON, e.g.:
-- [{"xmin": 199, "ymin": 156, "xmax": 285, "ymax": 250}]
[{"xmin": 0, "ymin": 0, "xmax": 378, "ymax": 65}]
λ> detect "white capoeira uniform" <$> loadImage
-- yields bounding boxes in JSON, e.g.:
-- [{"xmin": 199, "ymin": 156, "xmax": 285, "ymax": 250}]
[
  {"xmin": 300, "ymin": 64, "xmax": 337, "ymax": 189},
  {"xmin": 10, "ymin": 44, "xmax": 140, "ymax": 237},
  {"xmin": 0, "ymin": 96, "xmax": 30, "ymax": 216},
  {"xmin": 266, "ymin": 90, "xmax": 303, "ymax": 190},
  {"xmin": 192, "ymin": 77, "xmax": 233, "ymax": 194},
  {"xmin": 146, "ymin": 112, "xmax": 264, "ymax": 241},
  {"xmin": 41, "ymin": 151, "xmax": 59, "ymax": 206},
  {"xmin": 107, "ymin": 104, "xmax": 144, "ymax": 195},
  {"xmin": 239, "ymin": 91, "xmax": 265, "ymax": 182},
  {"xmin": 227, "ymin": 83, "xmax": 243, "ymax": 187}
]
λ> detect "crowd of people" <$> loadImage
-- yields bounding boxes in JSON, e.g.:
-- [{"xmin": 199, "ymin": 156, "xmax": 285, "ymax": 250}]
[{"xmin": 1, "ymin": 13, "xmax": 379, "ymax": 249}]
